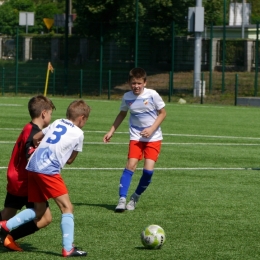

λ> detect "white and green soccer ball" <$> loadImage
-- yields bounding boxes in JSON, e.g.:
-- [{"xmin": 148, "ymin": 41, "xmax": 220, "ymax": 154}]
[{"xmin": 141, "ymin": 224, "xmax": 166, "ymax": 249}]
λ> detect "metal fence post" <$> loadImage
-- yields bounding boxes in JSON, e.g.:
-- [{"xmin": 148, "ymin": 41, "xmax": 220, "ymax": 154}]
[
  {"xmin": 15, "ymin": 27, "xmax": 19, "ymax": 95},
  {"xmin": 135, "ymin": 0, "xmax": 139, "ymax": 67},
  {"xmin": 222, "ymin": 0, "xmax": 227, "ymax": 94},
  {"xmin": 171, "ymin": 21, "xmax": 175, "ymax": 95},
  {"xmin": 168, "ymin": 71, "xmax": 172, "ymax": 102},
  {"xmin": 108, "ymin": 70, "xmax": 111, "ymax": 100},
  {"xmin": 99, "ymin": 22, "xmax": 103, "ymax": 96},
  {"xmin": 2, "ymin": 67, "xmax": 5, "ymax": 96},
  {"xmin": 201, "ymin": 72, "xmax": 204, "ymax": 104},
  {"xmin": 254, "ymin": 22, "xmax": 259, "ymax": 97},
  {"xmin": 235, "ymin": 73, "xmax": 238, "ymax": 106},
  {"xmin": 80, "ymin": 69, "xmax": 83, "ymax": 98},
  {"xmin": 209, "ymin": 22, "xmax": 213, "ymax": 94}
]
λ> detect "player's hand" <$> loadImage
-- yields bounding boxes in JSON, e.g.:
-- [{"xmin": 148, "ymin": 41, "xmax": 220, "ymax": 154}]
[
  {"xmin": 103, "ymin": 133, "xmax": 113, "ymax": 143},
  {"xmin": 33, "ymin": 140, "xmax": 41, "ymax": 148},
  {"xmin": 140, "ymin": 128, "xmax": 153, "ymax": 138}
]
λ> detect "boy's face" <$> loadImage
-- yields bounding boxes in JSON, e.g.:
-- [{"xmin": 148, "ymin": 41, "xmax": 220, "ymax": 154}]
[
  {"xmin": 129, "ymin": 77, "xmax": 146, "ymax": 95},
  {"xmin": 43, "ymin": 109, "xmax": 53, "ymax": 127}
]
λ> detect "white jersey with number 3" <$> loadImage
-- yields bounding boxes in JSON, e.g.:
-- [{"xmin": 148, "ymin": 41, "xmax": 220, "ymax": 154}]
[{"xmin": 26, "ymin": 119, "xmax": 84, "ymax": 175}]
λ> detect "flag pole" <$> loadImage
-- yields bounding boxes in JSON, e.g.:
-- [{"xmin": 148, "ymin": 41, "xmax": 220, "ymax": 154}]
[{"xmin": 44, "ymin": 62, "xmax": 54, "ymax": 96}]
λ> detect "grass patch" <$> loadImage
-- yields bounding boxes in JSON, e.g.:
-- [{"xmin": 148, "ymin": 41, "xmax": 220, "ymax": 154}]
[{"xmin": 0, "ymin": 97, "xmax": 260, "ymax": 259}]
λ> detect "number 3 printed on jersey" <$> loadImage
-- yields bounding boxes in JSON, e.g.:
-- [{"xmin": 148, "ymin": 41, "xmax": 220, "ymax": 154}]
[{"xmin": 46, "ymin": 124, "xmax": 67, "ymax": 144}]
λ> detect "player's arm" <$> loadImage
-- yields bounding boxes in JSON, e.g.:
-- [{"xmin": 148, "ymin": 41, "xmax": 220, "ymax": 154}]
[
  {"xmin": 140, "ymin": 107, "xmax": 166, "ymax": 138},
  {"xmin": 66, "ymin": 151, "xmax": 79, "ymax": 165},
  {"xmin": 25, "ymin": 126, "xmax": 41, "ymax": 160},
  {"xmin": 103, "ymin": 110, "xmax": 127, "ymax": 143},
  {"xmin": 33, "ymin": 131, "xmax": 45, "ymax": 148}
]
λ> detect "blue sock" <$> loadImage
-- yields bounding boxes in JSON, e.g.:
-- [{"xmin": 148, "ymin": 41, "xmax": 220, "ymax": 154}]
[
  {"xmin": 119, "ymin": 168, "xmax": 134, "ymax": 198},
  {"xmin": 61, "ymin": 213, "xmax": 74, "ymax": 252},
  {"xmin": 135, "ymin": 169, "xmax": 154, "ymax": 195},
  {"xmin": 6, "ymin": 208, "xmax": 36, "ymax": 231}
]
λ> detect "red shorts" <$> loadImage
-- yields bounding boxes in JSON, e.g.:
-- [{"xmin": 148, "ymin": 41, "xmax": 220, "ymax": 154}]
[
  {"xmin": 28, "ymin": 171, "xmax": 68, "ymax": 203},
  {"xmin": 128, "ymin": 140, "xmax": 161, "ymax": 161}
]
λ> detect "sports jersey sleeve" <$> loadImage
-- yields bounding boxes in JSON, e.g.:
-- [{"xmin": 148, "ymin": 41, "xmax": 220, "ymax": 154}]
[
  {"xmin": 74, "ymin": 134, "xmax": 84, "ymax": 152},
  {"xmin": 120, "ymin": 94, "xmax": 129, "ymax": 111},
  {"xmin": 152, "ymin": 90, "xmax": 165, "ymax": 110}
]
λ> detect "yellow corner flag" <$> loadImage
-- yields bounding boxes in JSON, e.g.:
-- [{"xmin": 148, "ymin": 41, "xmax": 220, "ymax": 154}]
[{"xmin": 44, "ymin": 62, "xmax": 54, "ymax": 97}]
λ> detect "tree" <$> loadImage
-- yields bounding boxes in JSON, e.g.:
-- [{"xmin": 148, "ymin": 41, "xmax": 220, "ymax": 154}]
[
  {"xmin": 0, "ymin": 0, "xmax": 34, "ymax": 35},
  {"xmin": 35, "ymin": 3, "xmax": 61, "ymax": 33},
  {"xmin": 0, "ymin": 0, "xmax": 65, "ymax": 35}
]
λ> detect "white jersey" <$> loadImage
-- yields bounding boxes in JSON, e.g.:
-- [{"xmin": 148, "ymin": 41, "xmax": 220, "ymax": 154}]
[
  {"xmin": 120, "ymin": 88, "xmax": 165, "ymax": 142},
  {"xmin": 26, "ymin": 119, "xmax": 84, "ymax": 175}
]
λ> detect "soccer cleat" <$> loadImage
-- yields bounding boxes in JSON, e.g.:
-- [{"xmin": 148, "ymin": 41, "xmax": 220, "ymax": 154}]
[
  {"xmin": 115, "ymin": 197, "xmax": 126, "ymax": 212},
  {"xmin": 0, "ymin": 221, "xmax": 9, "ymax": 244},
  {"xmin": 4, "ymin": 234, "xmax": 23, "ymax": 251},
  {"xmin": 126, "ymin": 193, "xmax": 140, "ymax": 210},
  {"xmin": 62, "ymin": 247, "xmax": 87, "ymax": 257}
]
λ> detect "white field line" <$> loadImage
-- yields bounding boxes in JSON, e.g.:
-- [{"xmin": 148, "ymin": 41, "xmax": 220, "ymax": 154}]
[
  {"xmin": 0, "ymin": 141, "xmax": 259, "ymax": 146},
  {"xmin": 1, "ymin": 128, "xmax": 260, "ymax": 141},
  {"xmin": 0, "ymin": 167, "xmax": 258, "ymax": 171},
  {"xmin": 0, "ymin": 104, "xmax": 23, "ymax": 106}
]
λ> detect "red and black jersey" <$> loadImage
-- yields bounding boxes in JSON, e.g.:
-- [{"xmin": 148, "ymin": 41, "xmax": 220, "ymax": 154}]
[{"xmin": 7, "ymin": 122, "xmax": 41, "ymax": 196}]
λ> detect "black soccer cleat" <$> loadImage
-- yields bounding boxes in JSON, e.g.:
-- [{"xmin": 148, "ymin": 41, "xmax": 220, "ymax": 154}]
[{"xmin": 62, "ymin": 247, "xmax": 87, "ymax": 257}]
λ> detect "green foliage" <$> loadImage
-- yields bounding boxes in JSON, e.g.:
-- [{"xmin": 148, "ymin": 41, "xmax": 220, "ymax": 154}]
[
  {"xmin": 0, "ymin": 0, "xmax": 64, "ymax": 35},
  {"xmin": 35, "ymin": 3, "xmax": 61, "ymax": 33}
]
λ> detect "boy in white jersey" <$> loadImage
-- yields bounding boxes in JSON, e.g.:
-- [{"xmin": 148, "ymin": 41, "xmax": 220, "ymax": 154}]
[
  {"xmin": 0, "ymin": 100, "xmax": 90, "ymax": 257},
  {"xmin": 103, "ymin": 67, "xmax": 166, "ymax": 212}
]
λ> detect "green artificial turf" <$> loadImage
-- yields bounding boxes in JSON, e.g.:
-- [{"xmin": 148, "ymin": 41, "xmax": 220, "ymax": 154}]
[{"xmin": 0, "ymin": 97, "xmax": 260, "ymax": 259}]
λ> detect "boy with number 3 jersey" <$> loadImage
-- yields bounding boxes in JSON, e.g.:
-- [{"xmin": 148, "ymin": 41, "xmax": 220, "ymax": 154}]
[{"xmin": 0, "ymin": 100, "xmax": 90, "ymax": 257}]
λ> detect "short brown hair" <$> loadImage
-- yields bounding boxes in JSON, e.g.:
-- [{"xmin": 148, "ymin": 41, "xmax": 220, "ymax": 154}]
[
  {"xmin": 128, "ymin": 67, "xmax": 147, "ymax": 82},
  {"xmin": 66, "ymin": 100, "xmax": 91, "ymax": 121},
  {"xmin": 28, "ymin": 95, "xmax": 56, "ymax": 119}
]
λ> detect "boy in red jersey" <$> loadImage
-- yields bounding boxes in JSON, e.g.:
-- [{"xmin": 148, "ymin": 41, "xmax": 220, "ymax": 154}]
[
  {"xmin": 0, "ymin": 100, "xmax": 90, "ymax": 257},
  {"xmin": 0, "ymin": 95, "xmax": 55, "ymax": 251}
]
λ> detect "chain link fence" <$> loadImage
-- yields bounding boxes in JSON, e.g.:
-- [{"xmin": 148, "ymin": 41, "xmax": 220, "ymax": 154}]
[{"xmin": 0, "ymin": 22, "xmax": 259, "ymax": 104}]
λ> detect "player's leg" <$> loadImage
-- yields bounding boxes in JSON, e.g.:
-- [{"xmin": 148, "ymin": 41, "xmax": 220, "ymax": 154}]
[
  {"xmin": 1, "ymin": 172, "xmax": 49, "ymax": 250},
  {"xmin": 0, "ymin": 192, "xmax": 26, "ymax": 220},
  {"xmin": 0, "ymin": 208, "xmax": 17, "ymax": 221},
  {"xmin": 10, "ymin": 202, "xmax": 52, "ymax": 241},
  {"xmin": 115, "ymin": 141, "xmax": 141, "ymax": 212},
  {"xmin": 0, "ymin": 193, "xmax": 26, "ymax": 251},
  {"xmin": 54, "ymin": 194, "xmax": 87, "ymax": 257},
  {"xmin": 126, "ymin": 141, "xmax": 161, "ymax": 210}
]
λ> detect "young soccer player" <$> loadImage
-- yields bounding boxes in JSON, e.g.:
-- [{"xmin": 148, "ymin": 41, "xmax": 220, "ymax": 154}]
[
  {"xmin": 103, "ymin": 67, "xmax": 166, "ymax": 212},
  {"xmin": 0, "ymin": 95, "xmax": 55, "ymax": 251},
  {"xmin": 0, "ymin": 100, "xmax": 90, "ymax": 257}
]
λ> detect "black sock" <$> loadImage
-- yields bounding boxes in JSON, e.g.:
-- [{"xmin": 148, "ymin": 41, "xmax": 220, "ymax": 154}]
[
  {"xmin": 10, "ymin": 220, "xmax": 39, "ymax": 241},
  {"xmin": 0, "ymin": 212, "xmax": 2, "ymax": 221}
]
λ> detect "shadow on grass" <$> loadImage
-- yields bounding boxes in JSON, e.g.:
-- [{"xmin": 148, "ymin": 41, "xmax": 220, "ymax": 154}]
[
  {"xmin": 0, "ymin": 243, "xmax": 60, "ymax": 256},
  {"xmin": 73, "ymin": 202, "xmax": 115, "ymax": 211},
  {"xmin": 135, "ymin": 246, "xmax": 164, "ymax": 251}
]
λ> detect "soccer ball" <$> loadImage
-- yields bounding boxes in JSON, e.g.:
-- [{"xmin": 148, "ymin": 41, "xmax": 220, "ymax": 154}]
[{"xmin": 141, "ymin": 224, "xmax": 166, "ymax": 249}]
